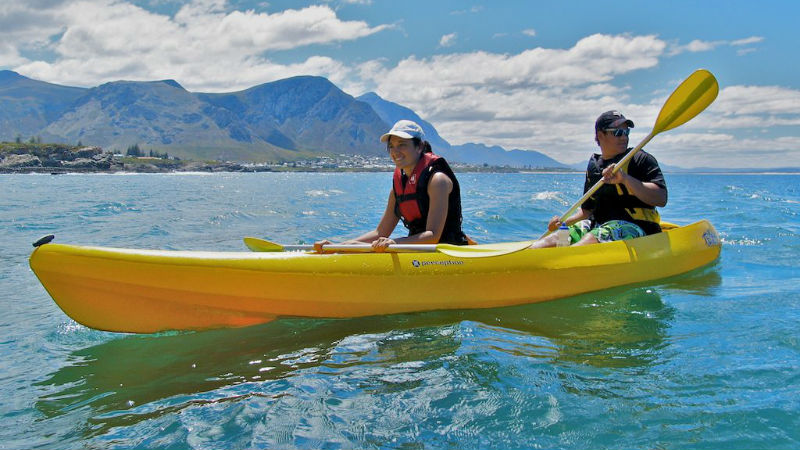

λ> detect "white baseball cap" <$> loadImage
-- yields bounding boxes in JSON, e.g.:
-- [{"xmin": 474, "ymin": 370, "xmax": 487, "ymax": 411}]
[{"xmin": 380, "ymin": 120, "xmax": 425, "ymax": 143}]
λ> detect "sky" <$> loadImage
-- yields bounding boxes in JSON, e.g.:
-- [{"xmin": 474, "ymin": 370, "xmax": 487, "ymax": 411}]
[{"xmin": 2, "ymin": 0, "xmax": 799, "ymax": 168}]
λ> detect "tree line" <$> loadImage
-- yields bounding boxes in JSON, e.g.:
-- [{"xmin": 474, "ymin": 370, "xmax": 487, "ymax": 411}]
[{"xmin": 125, "ymin": 144, "xmax": 176, "ymax": 160}]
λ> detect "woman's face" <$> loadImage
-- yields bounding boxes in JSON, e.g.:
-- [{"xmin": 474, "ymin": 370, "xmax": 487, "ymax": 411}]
[{"xmin": 387, "ymin": 135, "xmax": 421, "ymax": 170}]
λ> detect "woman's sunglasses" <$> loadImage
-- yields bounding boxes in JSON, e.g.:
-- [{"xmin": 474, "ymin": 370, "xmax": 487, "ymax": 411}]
[{"xmin": 604, "ymin": 128, "xmax": 630, "ymax": 137}]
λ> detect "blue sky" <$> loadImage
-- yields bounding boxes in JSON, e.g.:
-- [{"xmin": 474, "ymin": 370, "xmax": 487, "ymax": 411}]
[{"xmin": 2, "ymin": 0, "xmax": 798, "ymax": 168}]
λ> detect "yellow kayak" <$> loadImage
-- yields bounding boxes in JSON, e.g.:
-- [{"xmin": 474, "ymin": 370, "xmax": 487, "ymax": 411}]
[{"xmin": 29, "ymin": 220, "xmax": 721, "ymax": 334}]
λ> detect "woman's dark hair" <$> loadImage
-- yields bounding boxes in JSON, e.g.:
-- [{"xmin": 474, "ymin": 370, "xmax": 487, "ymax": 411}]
[
  {"xmin": 386, "ymin": 136, "xmax": 432, "ymax": 154},
  {"xmin": 412, "ymin": 137, "xmax": 433, "ymax": 153}
]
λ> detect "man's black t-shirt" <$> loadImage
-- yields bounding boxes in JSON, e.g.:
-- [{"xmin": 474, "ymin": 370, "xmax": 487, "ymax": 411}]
[{"xmin": 581, "ymin": 148, "xmax": 666, "ymax": 235}]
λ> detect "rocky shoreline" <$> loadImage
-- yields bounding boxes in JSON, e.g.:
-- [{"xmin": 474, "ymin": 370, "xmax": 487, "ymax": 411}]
[{"xmin": 0, "ymin": 143, "xmax": 273, "ymax": 173}]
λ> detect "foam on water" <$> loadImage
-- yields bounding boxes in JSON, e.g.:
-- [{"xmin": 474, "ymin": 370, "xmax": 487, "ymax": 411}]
[{"xmin": 531, "ymin": 190, "xmax": 563, "ymax": 202}]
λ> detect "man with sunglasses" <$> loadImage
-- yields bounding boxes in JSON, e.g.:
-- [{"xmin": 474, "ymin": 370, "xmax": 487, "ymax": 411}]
[{"xmin": 531, "ymin": 110, "xmax": 667, "ymax": 247}]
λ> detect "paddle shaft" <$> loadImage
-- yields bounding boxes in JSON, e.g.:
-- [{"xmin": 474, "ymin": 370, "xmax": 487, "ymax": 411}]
[
  {"xmin": 275, "ymin": 243, "xmax": 436, "ymax": 253},
  {"xmin": 245, "ymin": 236, "xmax": 442, "ymax": 253},
  {"xmin": 244, "ymin": 236, "xmax": 537, "ymax": 258}
]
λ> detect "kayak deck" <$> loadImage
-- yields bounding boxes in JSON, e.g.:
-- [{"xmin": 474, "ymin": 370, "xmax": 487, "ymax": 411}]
[{"xmin": 29, "ymin": 220, "xmax": 721, "ymax": 333}]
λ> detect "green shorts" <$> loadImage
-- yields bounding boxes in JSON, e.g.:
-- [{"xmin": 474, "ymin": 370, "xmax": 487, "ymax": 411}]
[{"xmin": 569, "ymin": 219, "xmax": 645, "ymax": 244}]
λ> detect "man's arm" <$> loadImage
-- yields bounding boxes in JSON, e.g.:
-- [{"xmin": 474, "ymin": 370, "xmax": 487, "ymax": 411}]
[{"xmin": 602, "ymin": 165, "xmax": 667, "ymax": 207}]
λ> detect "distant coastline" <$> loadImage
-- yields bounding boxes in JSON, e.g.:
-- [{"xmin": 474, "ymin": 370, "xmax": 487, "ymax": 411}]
[
  {"xmin": 2, "ymin": 141, "xmax": 797, "ymax": 175},
  {"xmin": 0, "ymin": 141, "xmax": 575, "ymax": 174}
]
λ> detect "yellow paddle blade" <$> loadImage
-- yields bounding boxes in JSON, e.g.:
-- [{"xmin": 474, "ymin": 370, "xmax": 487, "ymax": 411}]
[
  {"xmin": 653, "ymin": 69, "xmax": 719, "ymax": 134},
  {"xmin": 436, "ymin": 240, "xmax": 534, "ymax": 258},
  {"xmin": 243, "ymin": 237, "xmax": 284, "ymax": 252}
]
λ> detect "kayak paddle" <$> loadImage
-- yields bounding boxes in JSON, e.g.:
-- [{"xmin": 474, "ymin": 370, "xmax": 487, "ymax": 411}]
[
  {"xmin": 243, "ymin": 236, "xmax": 533, "ymax": 258},
  {"xmin": 540, "ymin": 69, "xmax": 719, "ymax": 239},
  {"xmin": 243, "ymin": 237, "xmax": 435, "ymax": 253}
]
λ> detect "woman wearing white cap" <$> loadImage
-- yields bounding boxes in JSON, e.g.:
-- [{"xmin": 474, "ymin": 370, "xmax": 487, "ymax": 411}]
[{"xmin": 315, "ymin": 119, "xmax": 469, "ymax": 252}]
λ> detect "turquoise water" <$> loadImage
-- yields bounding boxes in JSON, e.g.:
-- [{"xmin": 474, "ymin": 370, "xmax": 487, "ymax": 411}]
[{"xmin": 1, "ymin": 172, "xmax": 798, "ymax": 449}]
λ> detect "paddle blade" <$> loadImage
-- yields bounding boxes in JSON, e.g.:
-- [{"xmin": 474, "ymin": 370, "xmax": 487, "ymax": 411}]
[
  {"xmin": 653, "ymin": 69, "xmax": 719, "ymax": 134},
  {"xmin": 243, "ymin": 237, "xmax": 284, "ymax": 252}
]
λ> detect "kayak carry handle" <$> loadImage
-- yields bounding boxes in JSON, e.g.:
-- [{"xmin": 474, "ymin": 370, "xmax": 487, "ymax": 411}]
[{"xmin": 33, "ymin": 235, "xmax": 55, "ymax": 247}]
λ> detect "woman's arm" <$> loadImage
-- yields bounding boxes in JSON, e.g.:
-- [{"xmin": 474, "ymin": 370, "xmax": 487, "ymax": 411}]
[{"xmin": 373, "ymin": 172, "xmax": 452, "ymax": 249}]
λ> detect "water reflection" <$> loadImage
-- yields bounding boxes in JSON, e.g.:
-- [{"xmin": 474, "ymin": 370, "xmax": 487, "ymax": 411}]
[
  {"xmin": 657, "ymin": 262, "xmax": 722, "ymax": 296},
  {"xmin": 35, "ymin": 266, "xmax": 721, "ymax": 439}
]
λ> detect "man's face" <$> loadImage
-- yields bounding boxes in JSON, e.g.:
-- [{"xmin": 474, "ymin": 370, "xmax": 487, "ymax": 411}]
[{"xmin": 596, "ymin": 125, "xmax": 630, "ymax": 154}]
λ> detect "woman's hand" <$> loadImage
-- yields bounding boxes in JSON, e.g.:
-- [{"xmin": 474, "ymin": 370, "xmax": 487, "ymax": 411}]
[
  {"xmin": 313, "ymin": 239, "xmax": 332, "ymax": 253},
  {"xmin": 371, "ymin": 237, "xmax": 396, "ymax": 252}
]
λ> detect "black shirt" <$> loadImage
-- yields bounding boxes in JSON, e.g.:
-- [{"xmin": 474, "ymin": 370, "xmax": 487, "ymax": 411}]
[{"xmin": 581, "ymin": 148, "xmax": 666, "ymax": 235}]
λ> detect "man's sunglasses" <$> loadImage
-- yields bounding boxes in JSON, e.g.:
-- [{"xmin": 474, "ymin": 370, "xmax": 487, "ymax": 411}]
[{"xmin": 604, "ymin": 128, "xmax": 630, "ymax": 137}]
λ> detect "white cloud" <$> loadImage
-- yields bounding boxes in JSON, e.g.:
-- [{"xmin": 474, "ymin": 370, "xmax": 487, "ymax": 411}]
[
  {"xmin": 0, "ymin": 2, "xmax": 67, "ymax": 65},
  {"xmin": 687, "ymin": 39, "xmax": 722, "ymax": 52},
  {"xmin": 374, "ymin": 34, "xmax": 664, "ymax": 94},
  {"xmin": 0, "ymin": 43, "xmax": 29, "ymax": 67},
  {"xmin": 653, "ymin": 133, "xmax": 800, "ymax": 168},
  {"xmin": 10, "ymin": 0, "xmax": 388, "ymax": 90},
  {"xmin": 713, "ymin": 85, "xmax": 800, "ymax": 116},
  {"xmin": 360, "ymin": 34, "xmax": 666, "ymax": 163},
  {"xmin": 668, "ymin": 39, "xmax": 721, "ymax": 55},
  {"xmin": 210, "ymin": 5, "xmax": 387, "ymax": 51},
  {"xmin": 522, "ymin": 29, "xmax": 536, "ymax": 37},
  {"xmin": 439, "ymin": 33, "xmax": 457, "ymax": 48},
  {"xmin": 669, "ymin": 35, "xmax": 764, "ymax": 56},
  {"xmin": 731, "ymin": 36, "xmax": 764, "ymax": 46},
  {"xmin": 451, "ymin": 6, "xmax": 483, "ymax": 15}
]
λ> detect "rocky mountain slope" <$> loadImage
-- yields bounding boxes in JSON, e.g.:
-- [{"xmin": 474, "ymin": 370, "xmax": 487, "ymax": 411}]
[{"xmin": 1, "ymin": 70, "xmax": 565, "ymax": 168}]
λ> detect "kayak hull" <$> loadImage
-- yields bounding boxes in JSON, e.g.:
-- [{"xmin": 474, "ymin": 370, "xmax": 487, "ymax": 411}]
[{"xmin": 29, "ymin": 220, "xmax": 721, "ymax": 333}]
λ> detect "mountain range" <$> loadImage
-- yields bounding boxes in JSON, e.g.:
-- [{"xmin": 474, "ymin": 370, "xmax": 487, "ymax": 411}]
[{"xmin": 0, "ymin": 70, "xmax": 567, "ymax": 169}]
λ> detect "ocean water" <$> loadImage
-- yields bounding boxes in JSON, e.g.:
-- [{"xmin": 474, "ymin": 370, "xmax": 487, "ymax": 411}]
[{"xmin": 1, "ymin": 171, "xmax": 798, "ymax": 449}]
